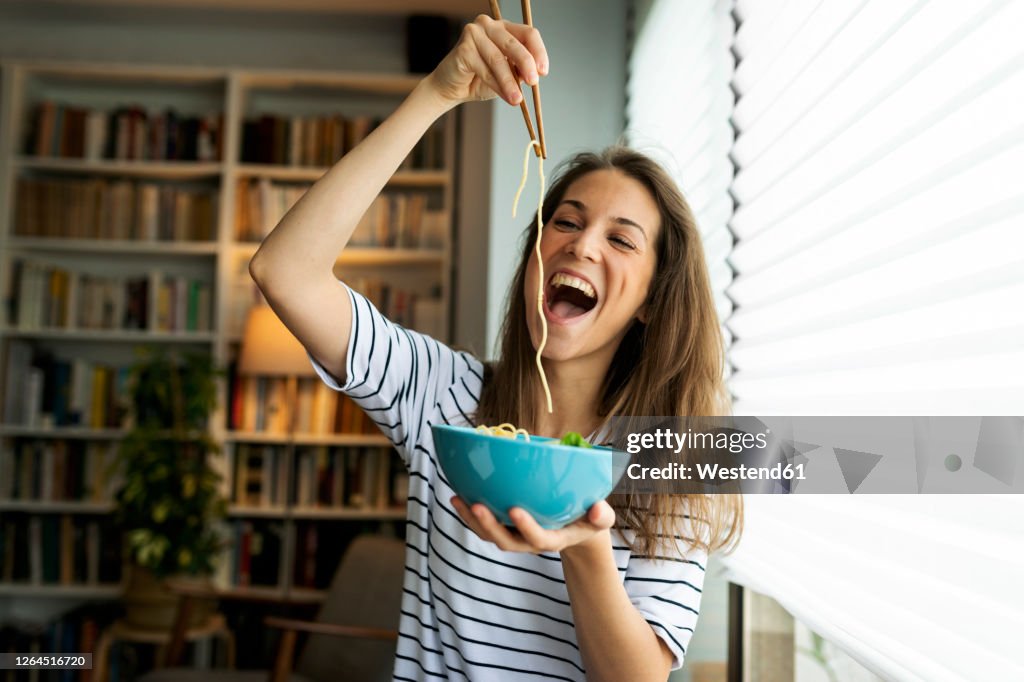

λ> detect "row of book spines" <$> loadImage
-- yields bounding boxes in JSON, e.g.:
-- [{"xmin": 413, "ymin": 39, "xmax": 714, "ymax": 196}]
[
  {"xmin": 27, "ymin": 101, "xmax": 223, "ymax": 161},
  {"xmin": 232, "ymin": 520, "xmax": 281, "ymax": 588},
  {"xmin": 293, "ymin": 523, "xmax": 320, "ymax": 589},
  {"xmin": 235, "ymin": 180, "xmax": 446, "ymax": 248},
  {"xmin": 0, "ymin": 515, "xmax": 123, "ymax": 585},
  {"xmin": 225, "ymin": 274, "xmax": 445, "ymax": 349},
  {"xmin": 348, "ymin": 278, "xmax": 445, "ymax": 338},
  {"xmin": 240, "ymin": 114, "xmax": 443, "ymax": 170},
  {"xmin": 234, "ymin": 446, "xmax": 406, "ymax": 509},
  {"xmin": 227, "ymin": 375, "xmax": 375, "ymax": 435},
  {"xmin": 0, "ymin": 440, "xmax": 119, "ymax": 502},
  {"xmin": 233, "ymin": 445, "xmax": 288, "ymax": 507},
  {"xmin": 10, "ymin": 261, "xmax": 213, "ymax": 333},
  {"xmin": 1, "ymin": 341, "xmax": 129, "ymax": 429},
  {"xmin": 346, "ymin": 192, "xmax": 447, "ymax": 249},
  {"xmin": 14, "ymin": 176, "xmax": 217, "ymax": 242},
  {"xmin": 296, "ymin": 447, "xmax": 408, "ymax": 510},
  {"xmin": 0, "ymin": 616, "xmax": 101, "ymax": 682},
  {"xmin": 233, "ymin": 179, "xmax": 303, "ymax": 242},
  {"xmin": 230, "ymin": 522, "xmax": 403, "ymax": 591},
  {"xmin": 290, "ymin": 523, "xmax": 404, "ymax": 590}
]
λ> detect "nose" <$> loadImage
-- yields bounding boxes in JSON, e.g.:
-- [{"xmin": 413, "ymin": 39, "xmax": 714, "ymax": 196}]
[{"xmin": 565, "ymin": 225, "xmax": 602, "ymax": 263}]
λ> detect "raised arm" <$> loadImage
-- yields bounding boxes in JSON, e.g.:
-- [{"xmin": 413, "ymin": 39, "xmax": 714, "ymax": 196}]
[{"xmin": 248, "ymin": 15, "xmax": 548, "ymax": 382}]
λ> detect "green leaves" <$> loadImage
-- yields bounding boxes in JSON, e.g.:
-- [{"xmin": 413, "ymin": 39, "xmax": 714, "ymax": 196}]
[
  {"xmin": 128, "ymin": 529, "xmax": 170, "ymax": 567},
  {"xmin": 113, "ymin": 346, "xmax": 226, "ymax": 579},
  {"xmin": 558, "ymin": 432, "xmax": 592, "ymax": 448}
]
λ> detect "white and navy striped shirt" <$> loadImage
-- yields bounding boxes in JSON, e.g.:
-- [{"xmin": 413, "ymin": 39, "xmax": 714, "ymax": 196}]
[{"xmin": 309, "ymin": 286, "xmax": 706, "ymax": 681}]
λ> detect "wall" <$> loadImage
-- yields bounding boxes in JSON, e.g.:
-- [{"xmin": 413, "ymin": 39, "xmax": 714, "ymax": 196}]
[{"xmin": 0, "ymin": 1, "xmax": 407, "ymax": 71}]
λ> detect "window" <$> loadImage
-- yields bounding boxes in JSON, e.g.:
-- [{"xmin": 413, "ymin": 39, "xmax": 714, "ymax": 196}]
[{"xmin": 628, "ymin": 2, "xmax": 1024, "ymax": 679}]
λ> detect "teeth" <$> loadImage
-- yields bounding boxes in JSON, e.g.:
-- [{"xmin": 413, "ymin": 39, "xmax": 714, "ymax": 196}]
[{"xmin": 549, "ymin": 272, "xmax": 596, "ymax": 300}]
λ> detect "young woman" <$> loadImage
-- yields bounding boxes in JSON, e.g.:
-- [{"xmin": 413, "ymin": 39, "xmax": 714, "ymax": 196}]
[{"xmin": 250, "ymin": 14, "xmax": 741, "ymax": 682}]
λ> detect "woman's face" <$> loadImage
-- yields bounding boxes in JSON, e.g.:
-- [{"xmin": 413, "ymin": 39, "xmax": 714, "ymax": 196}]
[{"xmin": 524, "ymin": 169, "xmax": 661, "ymax": 365}]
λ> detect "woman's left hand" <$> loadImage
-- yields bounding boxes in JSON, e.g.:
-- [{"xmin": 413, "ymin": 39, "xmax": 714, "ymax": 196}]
[{"xmin": 451, "ymin": 496, "xmax": 616, "ymax": 554}]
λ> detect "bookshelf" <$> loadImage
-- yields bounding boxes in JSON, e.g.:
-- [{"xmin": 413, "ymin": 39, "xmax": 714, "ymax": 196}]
[{"xmin": 0, "ymin": 59, "xmax": 454, "ymax": 602}]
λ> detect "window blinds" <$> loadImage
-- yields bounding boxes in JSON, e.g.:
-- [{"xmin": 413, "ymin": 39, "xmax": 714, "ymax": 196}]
[
  {"xmin": 723, "ymin": 3, "xmax": 1024, "ymax": 678},
  {"xmin": 727, "ymin": 0, "xmax": 1024, "ymax": 415},
  {"xmin": 626, "ymin": 0, "xmax": 737, "ymax": 346},
  {"xmin": 627, "ymin": 2, "xmax": 1024, "ymax": 680},
  {"xmin": 726, "ymin": 494, "xmax": 1024, "ymax": 681}
]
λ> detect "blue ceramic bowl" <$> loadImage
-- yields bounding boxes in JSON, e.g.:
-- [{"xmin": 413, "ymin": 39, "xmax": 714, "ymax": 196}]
[{"xmin": 431, "ymin": 424, "xmax": 628, "ymax": 529}]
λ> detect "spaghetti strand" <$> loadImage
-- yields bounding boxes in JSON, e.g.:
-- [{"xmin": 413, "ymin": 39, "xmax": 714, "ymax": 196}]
[{"xmin": 512, "ymin": 139, "xmax": 553, "ymax": 414}]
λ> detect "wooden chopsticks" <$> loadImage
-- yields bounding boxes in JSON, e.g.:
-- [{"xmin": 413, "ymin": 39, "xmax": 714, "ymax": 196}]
[
  {"xmin": 519, "ymin": 0, "xmax": 546, "ymax": 159},
  {"xmin": 488, "ymin": 0, "xmax": 547, "ymax": 158}
]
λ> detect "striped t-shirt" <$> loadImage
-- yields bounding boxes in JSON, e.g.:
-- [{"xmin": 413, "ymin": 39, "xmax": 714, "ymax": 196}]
[{"xmin": 309, "ymin": 286, "xmax": 707, "ymax": 681}]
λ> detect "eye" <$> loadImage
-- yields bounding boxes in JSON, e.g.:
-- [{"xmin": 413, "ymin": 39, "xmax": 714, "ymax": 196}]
[
  {"xmin": 610, "ymin": 235, "xmax": 637, "ymax": 250},
  {"xmin": 555, "ymin": 219, "xmax": 580, "ymax": 231}
]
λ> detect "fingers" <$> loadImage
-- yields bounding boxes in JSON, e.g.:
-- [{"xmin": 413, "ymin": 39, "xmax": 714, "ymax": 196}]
[
  {"xmin": 435, "ymin": 14, "xmax": 548, "ymax": 108},
  {"xmin": 511, "ymin": 505, "xmax": 612, "ymax": 552},
  {"xmin": 451, "ymin": 497, "xmax": 610, "ymax": 555},
  {"xmin": 474, "ymin": 505, "xmax": 532, "ymax": 551},
  {"xmin": 588, "ymin": 500, "xmax": 617, "ymax": 529},
  {"xmin": 467, "ymin": 21, "xmax": 524, "ymax": 105},
  {"xmin": 451, "ymin": 496, "xmax": 532, "ymax": 551},
  {"xmin": 451, "ymin": 496, "xmax": 486, "ymax": 534},
  {"xmin": 481, "ymin": 19, "xmax": 544, "ymax": 86},
  {"xmin": 456, "ymin": 36, "xmax": 519, "ymax": 104},
  {"xmin": 463, "ymin": 15, "xmax": 548, "ymax": 102},
  {"xmin": 508, "ymin": 507, "xmax": 556, "ymax": 551},
  {"xmin": 500, "ymin": 22, "xmax": 549, "ymax": 80}
]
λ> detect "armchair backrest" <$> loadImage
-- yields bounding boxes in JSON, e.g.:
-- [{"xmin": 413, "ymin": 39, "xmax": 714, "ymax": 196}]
[{"xmin": 295, "ymin": 533, "xmax": 406, "ymax": 682}]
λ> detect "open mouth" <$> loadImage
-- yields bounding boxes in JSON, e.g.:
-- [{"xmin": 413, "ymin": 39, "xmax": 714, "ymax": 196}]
[{"xmin": 545, "ymin": 272, "xmax": 598, "ymax": 321}]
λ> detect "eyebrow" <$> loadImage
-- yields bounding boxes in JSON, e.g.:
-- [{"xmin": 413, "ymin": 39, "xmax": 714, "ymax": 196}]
[{"xmin": 558, "ymin": 199, "xmax": 648, "ymax": 239}]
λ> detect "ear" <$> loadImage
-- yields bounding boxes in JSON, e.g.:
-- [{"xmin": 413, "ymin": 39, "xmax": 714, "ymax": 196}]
[{"xmin": 636, "ymin": 287, "xmax": 654, "ymax": 324}]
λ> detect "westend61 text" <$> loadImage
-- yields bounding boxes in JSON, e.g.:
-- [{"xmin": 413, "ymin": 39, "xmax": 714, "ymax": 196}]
[{"xmin": 627, "ymin": 462, "xmax": 807, "ymax": 481}]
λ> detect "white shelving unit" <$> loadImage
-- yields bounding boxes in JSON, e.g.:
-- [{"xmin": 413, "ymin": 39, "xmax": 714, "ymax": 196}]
[{"xmin": 0, "ymin": 58, "xmax": 454, "ymax": 600}]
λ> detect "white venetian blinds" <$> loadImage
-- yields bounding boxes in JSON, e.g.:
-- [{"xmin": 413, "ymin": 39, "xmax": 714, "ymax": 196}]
[
  {"xmin": 626, "ymin": 0, "xmax": 736, "ymax": 345},
  {"xmin": 727, "ymin": 0, "xmax": 1024, "ymax": 415},
  {"xmin": 626, "ymin": 3, "xmax": 1024, "ymax": 681},
  {"xmin": 725, "ymin": 495, "xmax": 1024, "ymax": 681},
  {"xmin": 722, "ymin": 3, "xmax": 1024, "ymax": 678}
]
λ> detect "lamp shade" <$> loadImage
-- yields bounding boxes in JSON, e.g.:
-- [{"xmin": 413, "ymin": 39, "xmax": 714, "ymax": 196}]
[{"xmin": 238, "ymin": 305, "xmax": 317, "ymax": 378}]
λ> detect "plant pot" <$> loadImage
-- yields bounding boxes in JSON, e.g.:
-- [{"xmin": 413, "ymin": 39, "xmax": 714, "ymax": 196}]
[{"xmin": 123, "ymin": 566, "xmax": 215, "ymax": 631}]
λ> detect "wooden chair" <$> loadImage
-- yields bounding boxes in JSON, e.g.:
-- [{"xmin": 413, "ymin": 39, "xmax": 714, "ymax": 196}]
[{"xmin": 138, "ymin": 534, "xmax": 405, "ymax": 682}]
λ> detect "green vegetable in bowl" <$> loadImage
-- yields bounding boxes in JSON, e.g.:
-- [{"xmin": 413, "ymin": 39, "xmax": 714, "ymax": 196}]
[{"xmin": 558, "ymin": 432, "xmax": 592, "ymax": 448}]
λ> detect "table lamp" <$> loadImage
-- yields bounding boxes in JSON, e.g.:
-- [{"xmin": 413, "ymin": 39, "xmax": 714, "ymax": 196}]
[
  {"xmin": 237, "ymin": 305, "xmax": 316, "ymax": 595},
  {"xmin": 237, "ymin": 304, "xmax": 316, "ymax": 436}
]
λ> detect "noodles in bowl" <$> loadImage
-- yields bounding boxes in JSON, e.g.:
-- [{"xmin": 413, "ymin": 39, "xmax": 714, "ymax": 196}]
[{"xmin": 431, "ymin": 424, "xmax": 628, "ymax": 529}]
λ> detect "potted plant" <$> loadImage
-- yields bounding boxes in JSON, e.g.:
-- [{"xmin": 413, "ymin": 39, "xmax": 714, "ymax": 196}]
[{"xmin": 113, "ymin": 346, "xmax": 227, "ymax": 630}]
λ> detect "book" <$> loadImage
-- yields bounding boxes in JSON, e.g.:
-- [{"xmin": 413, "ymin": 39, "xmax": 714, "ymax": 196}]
[
  {"xmin": 2, "ymin": 340, "xmax": 33, "ymax": 424},
  {"xmin": 248, "ymin": 521, "xmax": 282, "ymax": 587},
  {"xmin": 237, "ymin": 521, "xmax": 253, "ymax": 586}
]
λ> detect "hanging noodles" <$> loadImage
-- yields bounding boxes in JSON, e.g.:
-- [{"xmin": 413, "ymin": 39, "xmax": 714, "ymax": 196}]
[
  {"xmin": 512, "ymin": 139, "xmax": 553, "ymax": 415},
  {"xmin": 472, "ymin": 141, "xmax": 552, "ymax": 439}
]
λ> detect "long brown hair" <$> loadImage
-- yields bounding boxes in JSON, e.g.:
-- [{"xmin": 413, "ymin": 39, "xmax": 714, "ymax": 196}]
[{"xmin": 475, "ymin": 146, "xmax": 742, "ymax": 559}]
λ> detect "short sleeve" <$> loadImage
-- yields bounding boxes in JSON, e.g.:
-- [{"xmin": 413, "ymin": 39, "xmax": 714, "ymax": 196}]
[
  {"xmin": 624, "ymin": 542, "xmax": 708, "ymax": 670},
  {"xmin": 307, "ymin": 282, "xmax": 483, "ymax": 464}
]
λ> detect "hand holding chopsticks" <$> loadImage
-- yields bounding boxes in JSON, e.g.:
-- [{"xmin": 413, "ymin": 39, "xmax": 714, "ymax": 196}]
[{"xmin": 419, "ymin": 4, "xmax": 547, "ymax": 153}]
